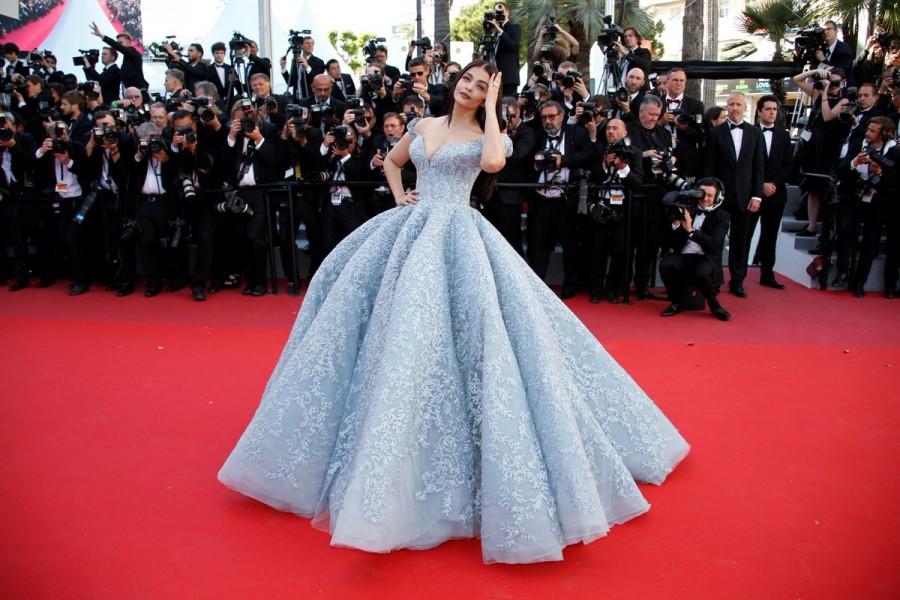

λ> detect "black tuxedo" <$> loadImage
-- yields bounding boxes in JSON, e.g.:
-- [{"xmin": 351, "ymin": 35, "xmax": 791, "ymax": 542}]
[
  {"xmin": 660, "ymin": 202, "xmax": 730, "ymax": 306},
  {"xmin": 0, "ymin": 133, "xmax": 37, "ymax": 282},
  {"xmin": 704, "ymin": 120, "xmax": 765, "ymax": 286},
  {"xmin": 67, "ymin": 113, "xmax": 94, "ymax": 145},
  {"xmin": 0, "ymin": 133, "xmax": 35, "ymax": 191},
  {"xmin": 496, "ymin": 22, "xmax": 522, "ymax": 92},
  {"xmin": 824, "ymin": 40, "xmax": 854, "ymax": 76},
  {"xmin": 283, "ymin": 54, "xmax": 325, "ymax": 99},
  {"xmin": 83, "ymin": 64, "xmax": 121, "ymax": 103},
  {"xmin": 330, "ymin": 74, "xmax": 357, "ymax": 103},
  {"xmin": 748, "ymin": 122, "xmax": 793, "ymax": 279},
  {"xmin": 3, "ymin": 59, "xmax": 30, "ymax": 81},
  {"xmin": 102, "ymin": 36, "xmax": 147, "ymax": 89},
  {"xmin": 662, "ymin": 94, "xmax": 704, "ymax": 178},
  {"xmin": 168, "ymin": 58, "xmax": 209, "ymax": 92},
  {"xmin": 300, "ymin": 96, "xmax": 349, "ymax": 130},
  {"xmin": 486, "ymin": 123, "xmax": 536, "ymax": 254},
  {"xmin": 527, "ymin": 124, "xmax": 595, "ymax": 293},
  {"xmin": 620, "ymin": 47, "xmax": 651, "ymax": 79},
  {"xmin": 207, "ymin": 62, "xmax": 234, "ymax": 99}
]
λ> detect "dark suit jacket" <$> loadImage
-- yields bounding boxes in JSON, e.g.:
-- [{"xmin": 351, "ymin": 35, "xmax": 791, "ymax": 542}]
[
  {"xmin": 35, "ymin": 140, "xmax": 91, "ymax": 196},
  {"xmin": 664, "ymin": 95, "xmax": 705, "ymax": 177},
  {"xmin": 496, "ymin": 123, "xmax": 536, "ymax": 205},
  {"xmin": 621, "ymin": 47, "xmax": 651, "ymax": 77},
  {"xmin": 825, "ymin": 40, "xmax": 854, "ymax": 76},
  {"xmin": 84, "ymin": 64, "xmax": 122, "ymax": 103},
  {"xmin": 226, "ymin": 121, "xmax": 282, "ymax": 185},
  {"xmin": 282, "ymin": 55, "xmax": 324, "ymax": 98},
  {"xmin": 496, "ymin": 22, "xmax": 522, "ymax": 86},
  {"xmin": 3, "ymin": 60, "xmax": 30, "ymax": 82},
  {"xmin": 0, "ymin": 133, "xmax": 35, "ymax": 191},
  {"xmin": 704, "ymin": 122, "xmax": 765, "ymax": 213},
  {"xmin": 68, "ymin": 113, "xmax": 94, "ymax": 145},
  {"xmin": 382, "ymin": 64, "xmax": 401, "ymax": 87},
  {"xmin": 167, "ymin": 58, "xmax": 210, "ymax": 93},
  {"xmin": 102, "ymin": 36, "xmax": 148, "ymax": 89},
  {"xmin": 331, "ymin": 74, "xmax": 357, "ymax": 103},
  {"xmin": 668, "ymin": 203, "xmax": 730, "ymax": 286},
  {"xmin": 627, "ymin": 122, "xmax": 674, "ymax": 186},
  {"xmin": 758, "ymin": 123, "xmax": 793, "ymax": 203},
  {"xmin": 207, "ymin": 62, "xmax": 234, "ymax": 99},
  {"xmin": 248, "ymin": 54, "xmax": 272, "ymax": 80}
]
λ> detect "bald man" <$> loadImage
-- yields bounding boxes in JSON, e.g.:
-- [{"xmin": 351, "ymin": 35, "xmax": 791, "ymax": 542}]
[
  {"xmin": 704, "ymin": 91, "xmax": 765, "ymax": 298},
  {"xmin": 614, "ymin": 67, "xmax": 646, "ymax": 122},
  {"xmin": 300, "ymin": 73, "xmax": 348, "ymax": 129}
]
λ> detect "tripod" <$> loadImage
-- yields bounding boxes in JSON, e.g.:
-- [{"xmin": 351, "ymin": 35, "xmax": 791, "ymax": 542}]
[{"xmin": 596, "ymin": 49, "xmax": 622, "ymax": 95}]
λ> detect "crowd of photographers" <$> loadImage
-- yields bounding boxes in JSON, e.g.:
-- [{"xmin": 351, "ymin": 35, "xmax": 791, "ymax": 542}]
[{"xmin": 0, "ymin": 8, "xmax": 898, "ymax": 315}]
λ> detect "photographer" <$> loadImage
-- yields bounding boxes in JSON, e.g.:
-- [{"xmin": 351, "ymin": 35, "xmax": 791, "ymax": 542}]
[
  {"xmin": 392, "ymin": 58, "xmax": 446, "ymax": 117},
  {"xmin": 612, "ymin": 68, "xmax": 646, "ymax": 122},
  {"xmin": 531, "ymin": 17, "xmax": 579, "ymax": 71},
  {"xmin": 83, "ymin": 47, "xmax": 121, "ymax": 103},
  {"xmin": 248, "ymin": 73, "xmax": 287, "ymax": 130},
  {"xmin": 279, "ymin": 104, "xmax": 325, "ymax": 280},
  {"xmin": 371, "ymin": 45, "xmax": 401, "ymax": 86},
  {"xmin": 164, "ymin": 68, "xmax": 187, "ymax": 99},
  {"xmin": 121, "ymin": 122, "xmax": 178, "ymax": 297},
  {"xmin": 817, "ymin": 21, "xmax": 854, "ymax": 75},
  {"xmin": 658, "ymin": 178, "xmax": 731, "ymax": 321},
  {"xmin": 616, "ymin": 27, "xmax": 652, "ymax": 81},
  {"xmin": 34, "ymin": 111, "xmax": 92, "ymax": 294},
  {"xmin": 587, "ymin": 118, "xmax": 642, "ymax": 303},
  {"xmin": 224, "ymin": 99, "xmax": 281, "ymax": 296},
  {"xmin": 626, "ymin": 94, "xmax": 673, "ymax": 299},
  {"xmin": 0, "ymin": 112, "xmax": 39, "ymax": 291},
  {"xmin": 326, "ymin": 59, "xmax": 356, "ymax": 103},
  {"xmin": 84, "ymin": 110, "xmax": 134, "ymax": 295},
  {"xmin": 281, "ymin": 35, "xmax": 324, "ymax": 101},
  {"xmin": 486, "ymin": 98, "xmax": 536, "ymax": 255},
  {"xmin": 79, "ymin": 82, "xmax": 106, "ymax": 120},
  {"xmin": 485, "ymin": 3, "xmax": 521, "ymax": 95},
  {"xmin": 9, "ymin": 75, "xmax": 52, "ymax": 139},
  {"xmin": 301, "ymin": 74, "xmax": 348, "ymax": 132},
  {"xmin": 3, "ymin": 43, "xmax": 30, "ymax": 81},
  {"xmin": 162, "ymin": 42, "xmax": 209, "ymax": 93},
  {"xmin": 89, "ymin": 22, "xmax": 148, "ymax": 89},
  {"xmin": 660, "ymin": 67, "xmax": 705, "ymax": 179},
  {"xmin": 368, "ymin": 112, "xmax": 413, "ymax": 216},
  {"xmin": 575, "ymin": 96, "xmax": 612, "ymax": 145},
  {"xmin": 853, "ymin": 32, "xmax": 890, "ymax": 85},
  {"xmin": 527, "ymin": 100, "xmax": 595, "ymax": 298},
  {"xmin": 321, "ymin": 124, "xmax": 367, "ymax": 252},
  {"xmin": 552, "ymin": 63, "xmax": 591, "ymax": 116},
  {"xmin": 833, "ymin": 116, "xmax": 896, "ymax": 297},
  {"xmin": 359, "ymin": 63, "xmax": 394, "ymax": 123}
]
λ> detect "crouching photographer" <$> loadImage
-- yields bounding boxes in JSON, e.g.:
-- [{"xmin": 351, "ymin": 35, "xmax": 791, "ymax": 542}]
[
  {"xmin": 658, "ymin": 178, "xmax": 731, "ymax": 321},
  {"xmin": 223, "ymin": 99, "xmax": 281, "ymax": 296},
  {"xmin": 587, "ymin": 119, "xmax": 642, "ymax": 303}
]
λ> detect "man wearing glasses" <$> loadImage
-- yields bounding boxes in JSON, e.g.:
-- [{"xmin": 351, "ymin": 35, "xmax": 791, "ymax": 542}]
[
  {"xmin": 816, "ymin": 21, "xmax": 854, "ymax": 76},
  {"xmin": 527, "ymin": 100, "xmax": 595, "ymax": 298},
  {"xmin": 82, "ymin": 47, "xmax": 121, "ymax": 103},
  {"xmin": 391, "ymin": 57, "xmax": 446, "ymax": 117}
]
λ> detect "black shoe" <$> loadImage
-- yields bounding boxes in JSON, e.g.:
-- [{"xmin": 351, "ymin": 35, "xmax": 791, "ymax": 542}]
[
  {"xmin": 884, "ymin": 289, "xmax": 896, "ymax": 299},
  {"xmin": 760, "ymin": 276, "xmax": 785, "ymax": 290},
  {"xmin": 729, "ymin": 283, "xmax": 748, "ymax": 298},
  {"xmin": 660, "ymin": 303, "xmax": 680, "ymax": 317},
  {"xmin": 8, "ymin": 279, "xmax": 28, "ymax": 291},
  {"xmin": 852, "ymin": 285, "xmax": 865, "ymax": 298},
  {"xmin": 605, "ymin": 291, "xmax": 619, "ymax": 304},
  {"xmin": 795, "ymin": 228, "xmax": 817, "ymax": 237},
  {"xmin": 711, "ymin": 306, "xmax": 731, "ymax": 321},
  {"xmin": 832, "ymin": 272, "xmax": 849, "ymax": 288},
  {"xmin": 589, "ymin": 293, "xmax": 602, "ymax": 304},
  {"xmin": 635, "ymin": 288, "xmax": 649, "ymax": 300},
  {"xmin": 166, "ymin": 280, "xmax": 185, "ymax": 293},
  {"xmin": 191, "ymin": 285, "xmax": 207, "ymax": 301},
  {"xmin": 37, "ymin": 277, "xmax": 55, "ymax": 288},
  {"xmin": 207, "ymin": 280, "xmax": 223, "ymax": 294},
  {"xmin": 116, "ymin": 284, "xmax": 135, "ymax": 297},
  {"xmin": 68, "ymin": 283, "xmax": 89, "ymax": 296},
  {"xmin": 144, "ymin": 282, "xmax": 162, "ymax": 297},
  {"xmin": 242, "ymin": 284, "xmax": 266, "ymax": 297}
]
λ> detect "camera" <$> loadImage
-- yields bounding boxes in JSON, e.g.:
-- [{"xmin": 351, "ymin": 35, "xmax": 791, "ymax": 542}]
[
  {"xmin": 411, "ymin": 36, "xmax": 432, "ymax": 50},
  {"xmin": 597, "ymin": 15, "xmax": 624, "ymax": 54},
  {"xmin": 139, "ymin": 135, "xmax": 164, "ymax": 156},
  {"xmin": 605, "ymin": 138, "xmax": 633, "ymax": 163},
  {"xmin": 229, "ymin": 32, "xmax": 250, "ymax": 52},
  {"xmin": 483, "ymin": 10, "xmax": 505, "ymax": 32},
  {"xmin": 534, "ymin": 149, "xmax": 561, "ymax": 171},
  {"xmin": 241, "ymin": 117, "xmax": 257, "ymax": 134},
  {"xmin": 78, "ymin": 81, "xmax": 101, "ymax": 100},
  {"xmin": 397, "ymin": 75, "xmax": 415, "ymax": 93},
  {"xmin": 120, "ymin": 219, "xmax": 144, "ymax": 241},
  {"xmin": 330, "ymin": 125, "xmax": 353, "ymax": 150},
  {"xmin": 288, "ymin": 105, "xmax": 311, "ymax": 137},
  {"xmin": 1, "ymin": 82, "xmax": 26, "ymax": 96},
  {"xmin": 73, "ymin": 183, "xmax": 100, "ymax": 225},
  {"xmin": 838, "ymin": 86, "xmax": 858, "ymax": 123},
  {"xmin": 661, "ymin": 188, "xmax": 704, "ymax": 221},
  {"xmin": 309, "ymin": 102, "xmax": 334, "ymax": 125},
  {"xmin": 361, "ymin": 73, "xmax": 384, "ymax": 92},
  {"xmin": 73, "ymin": 48, "xmax": 100, "ymax": 67},
  {"xmin": 613, "ymin": 87, "xmax": 629, "ymax": 104},
  {"xmin": 0, "ymin": 127, "xmax": 14, "ymax": 142},
  {"xmin": 403, "ymin": 110, "xmax": 420, "ymax": 124},
  {"xmin": 93, "ymin": 126, "xmax": 118, "ymax": 145},
  {"xmin": 363, "ymin": 37, "xmax": 387, "ymax": 59},
  {"xmin": 147, "ymin": 37, "xmax": 181, "ymax": 61},
  {"xmin": 169, "ymin": 218, "xmax": 187, "ymax": 248},
  {"xmin": 176, "ymin": 124, "xmax": 197, "ymax": 145},
  {"xmin": 793, "ymin": 25, "xmax": 827, "ymax": 63},
  {"xmin": 562, "ymin": 70, "xmax": 582, "ymax": 88},
  {"xmin": 651, "ymin": 150, "xmax": 688, "ymax": 190},
  {"xmin": 577, "ymin": 101, "xmax": 596, "ymax": 125},
  {"xmin": 216, "ymin": 188, "xmax": 254, "ymax": 217},
  {"xmin": 288, "ymin": 29, "xmax": 312, "ymax": 56}
]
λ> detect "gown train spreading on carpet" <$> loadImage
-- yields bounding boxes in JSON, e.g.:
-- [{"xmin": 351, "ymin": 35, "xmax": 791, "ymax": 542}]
[{"xmin": 219, "ymin": 120, "xmax": 690, "ymax": 564}]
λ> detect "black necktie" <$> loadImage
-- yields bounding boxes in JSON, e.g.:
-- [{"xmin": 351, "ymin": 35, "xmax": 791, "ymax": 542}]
[{"xmin": 730, "ymin": 122, "xmax": 744, "ymax": 130}]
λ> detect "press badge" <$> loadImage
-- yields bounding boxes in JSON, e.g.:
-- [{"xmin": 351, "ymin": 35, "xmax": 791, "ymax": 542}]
[
  {"xmin": 861, "ymin": 189, "xmax": 875, "ymax": 204},
  {"xmin": 330, "ymin": 189, "xmax": 344, "ymax": 206},
  {"xmin": 609, "ymin": 189, "xmax": 625, "ymax": 205},
  {"xmin": 800, "ymin": 130, "xmax": 812, "ymax": 142},
  {"xmin": 55, "ymin": 182, "xmax": 68, "ymax": 193}
]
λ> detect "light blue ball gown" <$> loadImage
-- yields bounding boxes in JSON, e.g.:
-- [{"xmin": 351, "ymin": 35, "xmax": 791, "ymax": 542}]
[{"xmin": 219, "ymin": 119, "xmax": 690, "ymax": 564}]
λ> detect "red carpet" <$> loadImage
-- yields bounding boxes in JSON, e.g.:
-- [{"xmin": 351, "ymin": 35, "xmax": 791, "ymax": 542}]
[
  {"xmin": 0, "ymin": 2, "xmax": 68, "ymax": 50},
  {"xmin": 1, "ymin": 278, "xmax": 898, "ymax": 598}
]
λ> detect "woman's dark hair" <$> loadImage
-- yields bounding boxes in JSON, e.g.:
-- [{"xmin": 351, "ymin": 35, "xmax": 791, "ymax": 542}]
[
  {"xmin": 443, "ymin": 60, "xmax": 504, "ymax": 204},
  {"xmin": 704, "ymin": 106, "xmax": 725, "ymax": 125}
]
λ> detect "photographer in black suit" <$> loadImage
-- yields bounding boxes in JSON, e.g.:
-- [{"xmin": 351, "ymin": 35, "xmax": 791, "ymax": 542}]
[
  {"xmin": 660, "ymin": 67, "xmax": 705, "ymax": 179},
  {"xmin": 817, "ymin": 21, "xmax": 854, "ymax": 75},
  {"xmin": 327, "ymin": 59, "xmax": 356, "ymax": 103},
  {"xmin": 486, "ymin": 2, "xmax": 521, "ymax": 96},
  {"xmin": 281, "ymin": 36, "xmax": 325, "ymax": 101},
  {"xmin": 704, "ymin": 91, "xmax": 765, "ymax": 299},
  {"xmin": 90, "ymin": 22, "xmax": 148, "ymax": 89},
  {"xmin": 0, "ymin": 113, "xmax": 38, "ymax": 291},
  {"xmin": 659, "ymin": 178, "xmax": 731, "ymax": 320},
  {"xmin": 301, "ymin": 74, "xmax": 348, "ymax": 131},
  {"xmin": 224, "ymin": 100, "xmax": 281, "ymax": 296},
  {"xmin": 82, "ymin": 47, "xmax": 121, "ymax": 104},
  {"xmin": 616, "ymin": 27, "xmax": 652, "ymax": 81},
  {"xmin": 527, "ymin": 100, "xmax": 596, "ymax": 298},
  {"xmin": 161, "ymin": 42, "xmax": 210, "ymax": 93},
  {"xmin": 392, "ymin": 58, "xmax": 446, "ymax": 117},
  {"xmin": 751, "ymin": 95, "xmax": 793, "ymax": 289}
]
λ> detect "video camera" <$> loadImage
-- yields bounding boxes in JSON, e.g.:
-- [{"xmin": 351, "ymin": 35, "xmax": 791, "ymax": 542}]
[
  {"xmin": 363, "ymin": 37, "xmax": 387, "ymax": 59},
  {"xmin": 73, "ymin": 49, "xmax": 100, "ymax": 68},
  {"xmin": 597, "ymin": 15, "xmax": 625, "ymax": 61},
  {"xmin": 793, "ymin": 24, "xmax": 827, "ymax": 64},
  {"xmin": 661, "ymin": 188, "xmax": 705, "ymax": 221},
  {"xmin": 229, "ymin": 32, "xmax": 251, "ymax": 52},
  {"xmin": 411, "ymin": 36, "xmax": 432, "ymax": 50},
  {"xmin": 288, "ymin": 29, "xmax": 312, "ymax": 56},
  {"xmin": 147, "ymin": 37, "xmax": 181, "ymax": 61}
]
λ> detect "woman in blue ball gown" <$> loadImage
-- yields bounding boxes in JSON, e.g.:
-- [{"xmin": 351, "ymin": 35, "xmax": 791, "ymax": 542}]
[{"xmin": 219, "ymin": 60, "xmax": 689, "ymax": 564}]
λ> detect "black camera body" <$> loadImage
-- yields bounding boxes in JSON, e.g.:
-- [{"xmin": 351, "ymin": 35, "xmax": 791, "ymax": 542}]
[
  {"xmin": 176, "ymin": 124, "xmax": 197, "ymax": 145},
  {"xmin": 288, "ymin": 29, "xmax": 312, "ymax": 55},
  {"xmin": 411, "ymin": 36, "xmax": 432, "ymax": 50},
  {"xmin": 363, "ymin": 37, "xmax": 387, "ymax": 59},
  {"xmin": 330, "ymin": 125, "xmax": 353, "ymax": 150},
  {"xmin": 93, "ymin": 126, "xmax": 118, "ymax": 145},
  {"xmin": 605, "ymin": 138, "xmax": 633, "ymax": 163},
  {"xmin": 613, "ymin": 87, "xmax": 629, "ymax": 103},
  {"xmin": 534, "ymin": 149, "xmax": 561, "ymax": 171},
  {"xmin": 361, "ymin": 73, "xmax": 384, "ymax": 92},
  {"xmin": 661, "ymin": 188, "xmax": 704, "ymax": 221},
  {"xmin": 0, "ymin": 127, "xmax": 14, "ymax": 142},
  {"xmin": 652, "ymin": 150, "xmax": 689, "ymax": 190},
  {"xmin": 217, "ymin": 189, "xmax": 254, "ymax": 217},
  {"xmin": 597, "ymin": 15, "xmax": 624, "ymax": 57},
  {"xmin": 562, "ymin": 70, "xmax": 582, "ymax": 88},
  {"xmin": 229, "ymin": 32, "xmax": 250, "ymax": 52},
  {"xmin": 794, "ymin": 25, "xmax": 827, "ymax": 63},
  {"xmin": 139, "ymin": 135, "xmax": 164, "ymax": 156},
  {"xmin": 73, "ymin": 49, "xmax": 100, "ymax": 67},
  {"xmin": 483, "ymin": 11, "xmax": 505, "ymax": 32},
  {"xmin": 577, "ymin": 102, "xmax": 596, "ymax": 125}
]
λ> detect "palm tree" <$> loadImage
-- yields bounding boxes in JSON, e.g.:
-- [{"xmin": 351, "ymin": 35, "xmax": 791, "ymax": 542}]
[
  {"xmin": 819, "ymin": 0, "xmax": 900, "ymax": 51},
  {"xmin": 513, "ymin": 0, "xmax": 657, "ymax": 72},
  {"xmin": 435, "ymin": 0, "xmax": 452, "ymax": 48},
  {"xmin": 682, "ymin": 0, "xmax": 705, "ymax": 98},
  {"xmin": 722, "ymin": 0, "xmax": 815, "ymax": 101}
]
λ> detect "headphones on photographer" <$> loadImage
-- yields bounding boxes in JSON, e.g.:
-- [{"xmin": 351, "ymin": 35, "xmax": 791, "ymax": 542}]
[{"xmin": 694, "ymin": 177, "xmax": 725, "ymax": 209}]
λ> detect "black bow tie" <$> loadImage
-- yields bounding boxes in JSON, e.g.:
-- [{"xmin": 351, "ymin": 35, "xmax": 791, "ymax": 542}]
[
  {"xmin": 666, "ymin": 98, "xmax": 680, "ymax": 105},
  {"xmin": 547, "ymin": 134, "xmax": 561, "ymax": 143},
  {"xmin": 761, "ymin": 126, "xmax": 774, "ymax": 132},
  {"xmin": 729, "ymin": 122, "xmax": 744, "ymax": 130}
]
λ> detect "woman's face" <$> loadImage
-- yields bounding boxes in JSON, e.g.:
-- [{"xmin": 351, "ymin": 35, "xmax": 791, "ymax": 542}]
[
  {"xmin": 712, "ymin": 111, "xmax": 727, "ymax": 126},
  {"xmin": 453, "ymin": 65, "xmax": 491, "ymax": 109}
]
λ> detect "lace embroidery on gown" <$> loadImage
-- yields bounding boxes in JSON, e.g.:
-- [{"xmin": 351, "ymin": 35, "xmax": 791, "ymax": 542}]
[{"xmin": 219, "ymin": 117, "xmax": 690, "ymax": 564}]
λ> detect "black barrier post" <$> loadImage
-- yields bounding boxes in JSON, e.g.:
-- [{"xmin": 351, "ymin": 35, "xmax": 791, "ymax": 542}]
[
  {"xmin": 264, "ymin": 188, "xmax": 279, "ymax": 295},
  {"xmin": 622, "ymin": 188, "xmax": 633, "ymax": 304},
  {"xmin": 286, "ymin": 184, "xmax": 300, "ymax": 296}
]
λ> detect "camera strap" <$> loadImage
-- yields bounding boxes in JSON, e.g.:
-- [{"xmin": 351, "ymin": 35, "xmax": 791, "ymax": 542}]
[{"xmin": 237, "ymin": 139, "xmax": 255, "ymax": 182}]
